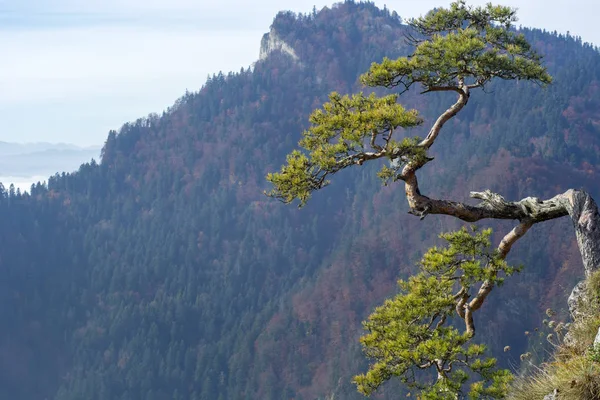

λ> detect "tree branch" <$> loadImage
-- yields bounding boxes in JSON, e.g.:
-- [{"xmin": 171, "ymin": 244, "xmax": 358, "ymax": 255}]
[
  {"xmin": 419, "ymin": 85, "xmax": 470, "ymax": 150},
  {"xmin": 466, "ymin": 82, "xmax": 484, "ymax": 89},
  {"xmin": 404, "ymin": 182, "xmax": 570, "ymax": 224},
  {"xmin": 420, "ymin": 86, "xmax": 463, "ymax": 95},
  {"xmin": 467, "ymin": 221, "xmax": 533, "ymax": 325},
  {"xmin": 455, "ymin": 287, "xmax": 468, "ymax": 319},
  {"xmin": 497, "ymin": 220, "xmax": 534, "ymax": 259},
  {"xmin": 370, "ymin": 130, "xmax": 383, "ymax": 151},
  {"xmin": 464, "ymin": 302, "xmax": 474, "ymax": 337}
]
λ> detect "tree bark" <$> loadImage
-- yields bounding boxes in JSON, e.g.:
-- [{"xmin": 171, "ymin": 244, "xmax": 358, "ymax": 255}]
[
  {"xmin": 559, "ymin": 190, "xmax": 600, "ymax": 321},
  {"xmin": 560, "ymin": 189, "xmax": 600, "ymax": 277}
]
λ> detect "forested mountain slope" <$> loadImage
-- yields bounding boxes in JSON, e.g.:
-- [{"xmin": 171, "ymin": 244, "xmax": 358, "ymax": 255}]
[{"xmin": 1, "ymin": 2, "xmax": 600, "ymax": 399}]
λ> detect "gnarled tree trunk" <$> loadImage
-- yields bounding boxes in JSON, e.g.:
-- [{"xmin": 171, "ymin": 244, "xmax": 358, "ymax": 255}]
[
  {"xmin": 562, "ymin": 190, "xmax": 600, "ymax": 277},
  {"xmin": 562, "ymin": 190, "xmax": 600, "ymax": 323}
]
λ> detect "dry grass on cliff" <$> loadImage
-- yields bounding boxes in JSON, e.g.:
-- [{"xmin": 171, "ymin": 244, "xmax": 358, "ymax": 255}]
[{"xmin": 508, "ymin": 271, "xmax": 600, "ymax": 400}]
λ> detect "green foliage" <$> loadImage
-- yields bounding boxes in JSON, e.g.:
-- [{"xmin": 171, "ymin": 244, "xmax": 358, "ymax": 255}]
[
  {"xmin": 423, "ymin": 228, "xmax": 521, "ymax": 288},
  {"xmin": 588, "ymin": 343, "xmax": 600, "ymax": 364},
  {"xmin": 362, "ymin": 0, "xmax": 552, "ymax": 90},
  {"xmin": 266, "ymin": 92, "xmax": 423, "ymax": 205},
  {"xmin": 354, "ymin": 227, "xmax": 516, "ymax": 398},
  {"xmin": 266, "ymin": 1, "xmax": 552, "ymax": 207},
  {"xmin": 266, "ymin": 150, "xmax": 315, "ymax": 205}
]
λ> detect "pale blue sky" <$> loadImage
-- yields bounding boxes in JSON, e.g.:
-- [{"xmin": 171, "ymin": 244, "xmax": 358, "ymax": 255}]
[{"xmin": 1, "ymin": 0, "xmax": 598, "ymax": 146}]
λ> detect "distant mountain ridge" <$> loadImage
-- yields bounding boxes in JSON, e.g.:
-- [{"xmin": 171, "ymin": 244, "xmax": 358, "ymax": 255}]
[
  {"xmin": 0, "ymin": 2, "xmax": 599, "ymax": 399},
  {"xmin": 0, "ymin": 141, "xmax": 100, "ymax": 183},
  {"xmin": 0, "ymin": 141, "xmax": 99, "ymax": 156}
]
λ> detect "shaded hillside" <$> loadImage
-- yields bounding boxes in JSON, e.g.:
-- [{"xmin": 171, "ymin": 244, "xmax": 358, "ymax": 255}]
[{"xmin": 0, "ymin": 2, "xmax": 599, "ymax": 399}]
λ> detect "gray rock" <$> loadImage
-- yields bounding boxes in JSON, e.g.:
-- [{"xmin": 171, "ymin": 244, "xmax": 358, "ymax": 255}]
[
  {"xmin": 543, "ymin": 389, "xmax": 558, "ymax": 400},
  {"xmin": 259, "ymin": 28, "xmax": 300, "ymax": 62},
  {"xmin": 562, "ymin": 190, "xmax": 600, "ymax": 277},
  {"xmin": 568, "ymin": 280, "xmax": 587, "ymax": 318}
]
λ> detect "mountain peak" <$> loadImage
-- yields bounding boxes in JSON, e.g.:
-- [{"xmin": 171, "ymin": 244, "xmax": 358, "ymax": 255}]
[{"xmin": 259, "ymin": 27, "xmax": 300, "ymax": 62}]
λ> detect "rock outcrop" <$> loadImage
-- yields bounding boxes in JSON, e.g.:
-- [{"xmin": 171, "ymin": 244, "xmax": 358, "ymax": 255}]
[{"xmin": 259, "ymin": 28, "xmax": 300, "ymax": 62}]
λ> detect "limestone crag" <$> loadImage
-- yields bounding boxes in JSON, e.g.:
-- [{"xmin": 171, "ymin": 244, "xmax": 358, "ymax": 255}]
[{"xmin": 259, "ymin": 28, "xmax": 299, "ymax": 62}]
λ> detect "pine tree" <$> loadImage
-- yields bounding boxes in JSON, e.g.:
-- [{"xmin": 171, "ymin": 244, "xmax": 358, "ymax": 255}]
[{"xmin": 267, "ymin": 1, "xmax": 600, "ymax": 396}]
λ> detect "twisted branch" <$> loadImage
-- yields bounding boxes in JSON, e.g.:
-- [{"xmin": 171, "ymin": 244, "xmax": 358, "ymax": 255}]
[{"xmin": 400, "ymin": 84, "xmax": 599, "ymax": 337}]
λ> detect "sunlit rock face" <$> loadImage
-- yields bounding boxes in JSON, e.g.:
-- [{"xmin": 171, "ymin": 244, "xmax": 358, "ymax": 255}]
[{"xmin": 259, "ymin": 28, "xmax": 299, "ymax": 61}]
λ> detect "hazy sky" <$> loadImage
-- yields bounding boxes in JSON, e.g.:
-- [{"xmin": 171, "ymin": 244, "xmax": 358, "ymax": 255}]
[{"xmin": 1, "ymin": 0, "xmax": 598, "ymax": 146}]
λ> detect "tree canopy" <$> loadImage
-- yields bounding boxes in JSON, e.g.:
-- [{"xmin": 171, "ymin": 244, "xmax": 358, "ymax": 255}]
[{"xmin": 266, "ymin": 0, "xmax": 551, "ymax": 207}]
